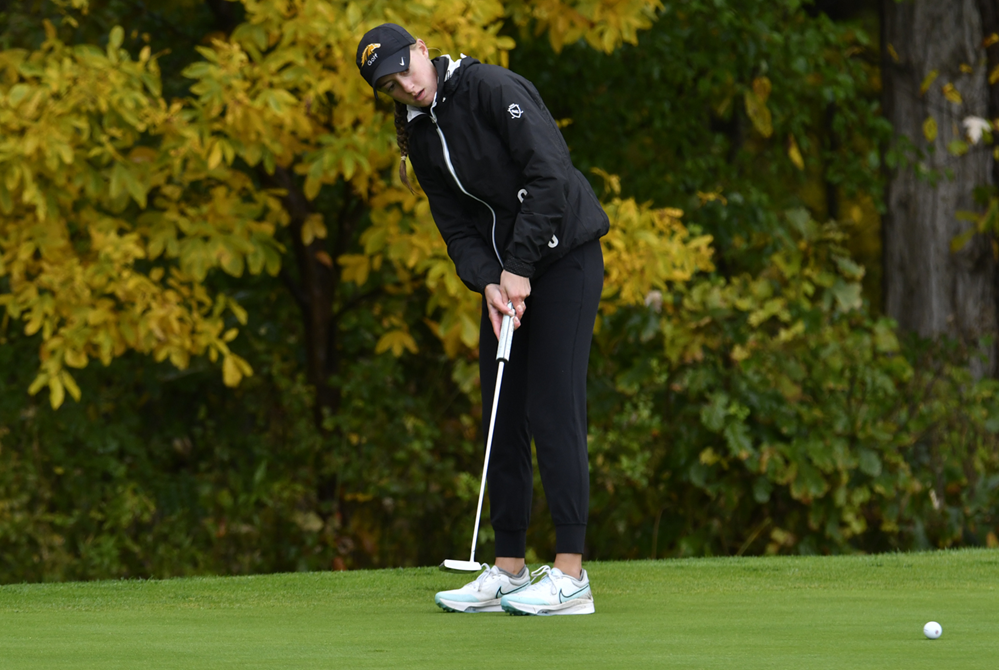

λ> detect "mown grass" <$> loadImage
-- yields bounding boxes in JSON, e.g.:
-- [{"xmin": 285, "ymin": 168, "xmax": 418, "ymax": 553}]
[{"xmin": 1, "ymin": 549, "xmax": 996, "ymax": 669}]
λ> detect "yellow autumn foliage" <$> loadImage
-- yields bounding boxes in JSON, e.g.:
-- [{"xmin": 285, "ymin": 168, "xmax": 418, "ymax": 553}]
[{"xmin": 0, "ymin": 0, "xmax": 701, "ymax": 408}]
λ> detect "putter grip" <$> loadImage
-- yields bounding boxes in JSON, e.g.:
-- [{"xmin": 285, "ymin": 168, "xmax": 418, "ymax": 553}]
[{"xmin": 497, "ymin": 304, "xmax": 514, "ymax": 363}]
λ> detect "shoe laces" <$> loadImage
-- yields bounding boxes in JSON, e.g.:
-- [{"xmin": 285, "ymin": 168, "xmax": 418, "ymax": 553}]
[
  {"xmin": 528, "ymin": 565, "xmax": 560, "ymax": 596},
  {"xmin": 470, "ymin": 564, "xmax": 501, "ymax": 592}
]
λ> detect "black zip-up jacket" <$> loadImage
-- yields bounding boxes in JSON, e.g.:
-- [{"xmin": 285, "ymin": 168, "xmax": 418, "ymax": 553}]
[{"xmin": 405, "ymin": 56, "xmax": 610, "ymax": 293}]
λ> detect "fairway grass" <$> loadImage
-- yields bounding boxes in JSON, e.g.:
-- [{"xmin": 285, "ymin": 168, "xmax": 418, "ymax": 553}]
[{"xmin": 1, "ymin": 549, "xmax": 996, "ymax": 669}]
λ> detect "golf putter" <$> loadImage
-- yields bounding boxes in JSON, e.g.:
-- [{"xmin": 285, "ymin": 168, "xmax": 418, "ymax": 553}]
[{"xmin": 440, "ymin": 304, "xmax": 515, "ymax": 573}]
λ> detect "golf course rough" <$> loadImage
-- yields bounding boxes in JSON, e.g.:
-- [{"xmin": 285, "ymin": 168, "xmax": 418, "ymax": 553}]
[{"xmin": 0, "ymin": 549, "xmax": 995, "ymax": 669}]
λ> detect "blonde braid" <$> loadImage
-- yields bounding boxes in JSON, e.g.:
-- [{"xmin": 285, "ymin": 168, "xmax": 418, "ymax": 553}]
[{"xmin": 394, "ymin": 101, "xmax": 413, "ymax": 192}]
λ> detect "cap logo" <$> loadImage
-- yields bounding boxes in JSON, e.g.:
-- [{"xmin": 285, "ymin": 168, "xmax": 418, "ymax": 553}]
[{"xmin": 362, "ymin": 43, "xmax": 380, "ymax": 66}]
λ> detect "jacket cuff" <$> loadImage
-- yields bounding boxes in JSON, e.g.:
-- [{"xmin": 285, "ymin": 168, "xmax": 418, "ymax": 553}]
[
  {"xmin": 467, "ymin": 266, "xmax": 503, "ymax": 294},
  {"xmin": 502, "ymin": 258, "xmax": 534, "ymax": 279}
]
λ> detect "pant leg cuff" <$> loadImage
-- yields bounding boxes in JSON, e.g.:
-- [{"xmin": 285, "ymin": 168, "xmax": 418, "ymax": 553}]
[
  {"xmin": 555, "ymin": 524, "xmax": 587, "ymax": 555},
  {"xmin": 494, "ymin": 529, "xmax": 527, "ymax": 558}
]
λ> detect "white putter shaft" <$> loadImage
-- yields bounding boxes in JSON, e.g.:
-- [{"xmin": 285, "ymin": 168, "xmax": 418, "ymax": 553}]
[{"xmin": 441, "ymin": 307, "xmax": 515, "ymax": 573}]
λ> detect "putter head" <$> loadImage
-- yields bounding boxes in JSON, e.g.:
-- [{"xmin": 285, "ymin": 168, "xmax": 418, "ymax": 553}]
[{"xmin": 439, "ymin": 559, "xmax": 486, "ymax": 573}]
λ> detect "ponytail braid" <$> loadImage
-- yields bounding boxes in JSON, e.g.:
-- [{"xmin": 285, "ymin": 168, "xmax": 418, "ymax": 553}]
[{"xmin": 394, "ymin": 101, "xmax": 413, "ymax": 193}]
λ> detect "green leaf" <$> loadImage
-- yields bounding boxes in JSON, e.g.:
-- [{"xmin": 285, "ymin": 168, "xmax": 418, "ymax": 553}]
[
  {"xmin": 785, "ymin": 208, "xmax": 812, "ymax": 237},
  {"xmin": 8, "ymin": 83, "xmax": 30, "ymax": 107},
  {"xmin": 109, "ymin": 26, "xmax": 124, "ymax": 50},
  {"xmin": 723, "ymin": 421, "xmax": 753, "ymax": 457},
  {"xmin": 950, "ymin": 228, "xmax": 976, "ymax": 253},
  {"xmin": 833, "ymin": 256, "xmax": 865, "ymax": 281},
  {"xmin": 701, "ymin": 392, "xmax": 728, "ymax": 432},
  {"xmin": 947, "ymin": 140, "xmax": 969, "ymax": 157},
  {"xmin": 858, "ymin": 449, "xmax": 882, "ymax": 477},
  {"xmin": 873, "ymin": 321, "xmax": 900, "ymax": 353},
  {"xmin": 830, "ymin": 279, "xmax": 862, "ymax": 312},
  {"xmin": 752, "ymin": 477, "xmax": 772, "ymax": 503}
]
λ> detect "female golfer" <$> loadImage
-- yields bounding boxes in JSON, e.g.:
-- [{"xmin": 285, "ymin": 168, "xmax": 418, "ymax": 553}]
[{"xmin": 356, "ymin": 23, "xmax": 607, "ymax": 615}]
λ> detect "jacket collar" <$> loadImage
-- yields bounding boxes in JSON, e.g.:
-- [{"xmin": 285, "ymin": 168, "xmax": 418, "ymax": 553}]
[{"xmin": 406, "ymin": 55, "xmax": 474, "ymax": 122}]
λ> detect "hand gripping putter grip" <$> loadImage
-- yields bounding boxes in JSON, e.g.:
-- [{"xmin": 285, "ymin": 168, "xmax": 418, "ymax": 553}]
[{"xmin": 440, "ymin": 306, "xmax": 515, "ymax": 573}]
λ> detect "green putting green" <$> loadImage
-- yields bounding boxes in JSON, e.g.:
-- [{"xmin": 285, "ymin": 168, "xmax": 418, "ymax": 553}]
[{"xmin": 1, "ymin": 549, "xmax": 995, "ymax": 669}]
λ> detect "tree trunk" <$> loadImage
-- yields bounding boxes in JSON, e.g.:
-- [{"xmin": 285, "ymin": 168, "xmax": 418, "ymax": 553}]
[
  {"xmin": 978, "ymin": 0, "xmax": 999, "ymax": 204},
  {"xmin": 882, "ymin": 0, "xmax": 997, "ymax": 376},
  {"xmin": 267, "ymin": 167, "xmax": 343, "ymax": 430}
]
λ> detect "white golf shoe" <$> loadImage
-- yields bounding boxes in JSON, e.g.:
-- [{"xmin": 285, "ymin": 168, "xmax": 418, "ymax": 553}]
[
  {"xmin": 435, "ymin": 564, "xmax": 531, "ymax": 613},
  {"xmin": 500, "ymin": 565, "xmax": 595, "ymax": 616}
]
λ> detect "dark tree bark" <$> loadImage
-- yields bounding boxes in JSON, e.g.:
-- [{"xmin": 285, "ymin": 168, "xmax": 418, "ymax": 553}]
[
  {"xmin": 263, "ymin": 168, "xmax": 369, "ymax": 431},
  {"xmin": 882, "ymin": 0, "xmax": 997, "ymax": 376},
  {"xmin": 979, "ymin": 0, "xmax": 999, "ymax": 189}
]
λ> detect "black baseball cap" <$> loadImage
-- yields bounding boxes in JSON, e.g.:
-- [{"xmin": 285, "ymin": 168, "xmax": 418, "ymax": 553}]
[{"xmin": 356, "ymin": 23, "xmax": 416, "ymax": 98}]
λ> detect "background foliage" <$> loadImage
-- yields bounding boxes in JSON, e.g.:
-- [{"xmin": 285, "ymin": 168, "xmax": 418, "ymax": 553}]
[{"xmin": 1, "ymin": 0, "xmax": 997, "ymax": 582}]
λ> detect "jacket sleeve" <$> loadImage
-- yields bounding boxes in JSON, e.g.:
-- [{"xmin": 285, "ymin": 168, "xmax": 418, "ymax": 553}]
[
  {"xmin": 408, "ymin": 144, "xmax": 503, "ymax": 294},
  {"xmin": 474, "ymin": 68, "xmax": 571, "ymax": 278}
]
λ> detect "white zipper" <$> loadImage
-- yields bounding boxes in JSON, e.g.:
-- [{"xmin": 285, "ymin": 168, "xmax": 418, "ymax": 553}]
[{"xmin": 429, "ymin": 97, "xmax": 503, "ymax": 267}]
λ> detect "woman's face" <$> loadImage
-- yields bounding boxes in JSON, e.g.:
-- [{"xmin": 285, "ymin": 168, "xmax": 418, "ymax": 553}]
[{"xmin": 376, "ymin": 40, "xmax": 438, "ymax": 107}]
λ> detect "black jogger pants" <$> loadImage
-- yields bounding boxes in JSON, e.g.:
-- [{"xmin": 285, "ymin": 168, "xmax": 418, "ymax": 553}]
[{"xmin": 478, "ymin": 238, "xmax": 604, "ymax": 557}]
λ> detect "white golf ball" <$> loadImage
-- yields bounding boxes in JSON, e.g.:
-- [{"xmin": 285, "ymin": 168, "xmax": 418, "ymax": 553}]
[{"xmin": 923, "ymin": 621, "xmax": 942, "ymax": 639}]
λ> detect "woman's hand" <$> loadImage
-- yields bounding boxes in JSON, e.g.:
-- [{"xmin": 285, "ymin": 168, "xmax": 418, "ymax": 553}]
[{"xmin": 484, "ymin": 271, "xmax": 531, "ymax": 340}]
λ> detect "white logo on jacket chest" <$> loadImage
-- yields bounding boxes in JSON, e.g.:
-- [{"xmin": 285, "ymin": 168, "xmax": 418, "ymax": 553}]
[{"xmin": 508, "ymin": 104, "xmax": 523, "ymax": 119}]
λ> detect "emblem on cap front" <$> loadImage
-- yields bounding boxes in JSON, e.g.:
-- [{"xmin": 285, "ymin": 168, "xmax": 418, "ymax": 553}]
[{"xmin": 362, "ymin": 43, "xmax": 380, "ymax": 65}]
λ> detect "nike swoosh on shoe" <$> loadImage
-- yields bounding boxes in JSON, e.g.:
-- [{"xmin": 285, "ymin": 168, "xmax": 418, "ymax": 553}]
[
  {"xmin": 558, "ymin": 586, "xmax": 589, "ymax": 603},
  {"xmin": 494, "ymin": 583, "xmax": 529, "ymax": 599}
]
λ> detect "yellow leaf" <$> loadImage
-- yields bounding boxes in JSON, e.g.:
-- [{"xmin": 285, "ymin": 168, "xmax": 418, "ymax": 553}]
[
  {"xmin": 990, "ymin": 65, "xmax": 999, "ymax": 85},
  {"xmin": 699, "ymin": 447, "xmax": 720, "ymax": 465},
  {"xmin": 923, "ymin": 117, "xmax": 938, "ymax": 142},
  {"xmin": 744, "ymin": 91, "xmax": 773, "ymax": 138},
  {"xmin": 375, "ymin": 330, "xmax": 418, "ymax": 357},
  {"xmin": 27, "ymin": 373, "xmax": 48, "ymax": 396},
  {"xmin": 960, "ymin": 63, "xmax": 973, "ymax": 75},
  {"xmin": 697, "ymin": 191, "xmax": 728, "ymax": 206},
  {"xmin": 222, "ymin": 355, "xmax": 242, "ymax": 387},
  {"xmin": 207, "ymin": 141, "xmax": 223, "ymax": 170},
  {"xmin": 61, "ymin": 370, "xmax": 81, "ymax": 401},
  {"xmin": 942, "ymin": 83, "xmax": 963, "ymax": 105},
  {"xmin": 338, "ymin": 254, "xmax": 370, "ymax": 286},
  {"xmin": 49, "ymin": 375, "xmax": 65, "ymax": 409},
  {"xmin": 234, "ymin": 355, "xmax": 252, "ymax": 376},
  {"xmin": 301, "ymin": 213, "xmax": 327, "ymax": 245},
  {"xmin": 919, "ymin": 70, "xmax": 938, "ymax": 96},
  {"xmin": 229, "ymin": 300, "xmax": 248, "ymax": 325},
  {"xmin": 223, "ymin": 328, "xmax": 239, "ymax": 342},
  {"xmin": 985, "ymin": 33, "xmax": 999, "ymax": 48},
  {"xmin": 64, "ymin": 349, "xmax": 88, "ymax": 368},
  {"xmin": 787, "ymin": 135, "xmax": 804, "ymax": 171},
  {"xmin": 128, "ymin": 146, "xmax": 157, "ymax": 164},
  {"xmin": 752, "ymin": 76, "xmax": 772, "ymax": 102},
  {"xmin": 887, "ymin": 44, "xmax": 899, "ymax": 63},
  {"xmin": 590, "ymin": 167, "xmax": 621, "ymax": 196}
]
